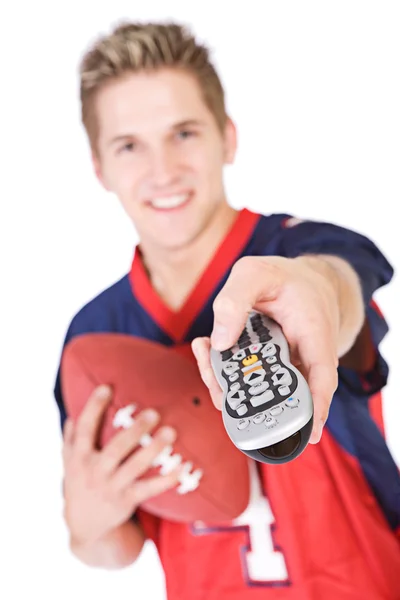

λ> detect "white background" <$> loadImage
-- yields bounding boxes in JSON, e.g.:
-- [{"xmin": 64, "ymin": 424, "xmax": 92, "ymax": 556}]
[{"xmin": 1, "ymin": 2, "xmax": 399, "ymax": 599}]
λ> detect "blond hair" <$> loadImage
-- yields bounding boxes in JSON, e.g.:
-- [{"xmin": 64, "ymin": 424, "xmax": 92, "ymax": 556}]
[{"xmin": 79, "ymin": 21, "xmax": 227, "ymax": 154}]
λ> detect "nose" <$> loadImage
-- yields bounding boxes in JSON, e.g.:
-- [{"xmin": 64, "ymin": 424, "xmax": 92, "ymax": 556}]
[{"xmin": 149, "ymin": 145, "xmax": 180, "ymax": 189}]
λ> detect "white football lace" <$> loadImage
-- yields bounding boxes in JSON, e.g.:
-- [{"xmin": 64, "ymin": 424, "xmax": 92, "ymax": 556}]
[{"xmin": 113, "ymin": 404, "xmax": 203, "ymax": 494}]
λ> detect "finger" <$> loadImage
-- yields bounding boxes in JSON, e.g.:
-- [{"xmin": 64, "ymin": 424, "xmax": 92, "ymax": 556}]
[
  {"xmin": 287, "ymin": 316, "xmax": 338, "ymax": 444},
  {"xmin": 305, "ymin": 362, "xmax": 338, "ymax": 444},
  {"xmin": 62, "ymin": 418, "xmax": 75, "ymax": 462},
  {"xmin": 208, "ymin": 386, "xmax": 224, "ymax": 411},
  {"xmin": 73, "ymin": 385, "xmax": 113, "ymax": 456},
  {"xmin": 100, "ymin": 409, "xmax": 160, "ymax": 474},
  {"xmin": 210, "ymin": 257, "xmax": 284, "ymax": 350},
  {"xmin": 63, "ymin": 418, "xmax": 74, "ymax": 446},
  {"xmin": 127, "ymin": 465, "xmax": 185, "ymax": 508},
  {"xmin": 192, "ymin": 337, "xmax": 224, "ymax": 409},
  {"xmin": 113, "ymin": 425, "xmax": 177, "ymax": 488}
]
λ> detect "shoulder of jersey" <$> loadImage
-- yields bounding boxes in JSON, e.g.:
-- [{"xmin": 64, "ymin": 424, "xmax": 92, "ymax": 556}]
[
  {"xmin": 257, "ymin": 213, "xmax": 307, "ymax": 231},
  {"xmin": 66, "ymin": 274, "xmax": 131, "ymax": 336}
]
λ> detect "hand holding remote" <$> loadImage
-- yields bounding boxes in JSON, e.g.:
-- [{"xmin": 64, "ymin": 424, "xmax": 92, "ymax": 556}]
[{"xmin": 192, "ymin": 255, "xmax": 343, "ymax": 446}]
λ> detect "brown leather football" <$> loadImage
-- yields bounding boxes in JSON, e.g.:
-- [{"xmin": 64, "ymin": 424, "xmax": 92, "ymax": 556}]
[{"xmin": 60, "ymin": 333, "xmax": 250, "ymax": 523}]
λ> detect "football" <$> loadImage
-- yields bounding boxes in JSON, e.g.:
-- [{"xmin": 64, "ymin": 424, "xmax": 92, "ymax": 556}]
[{"xmin": 60, "ymin": 333, "xmax": 250, "ymax": 523}]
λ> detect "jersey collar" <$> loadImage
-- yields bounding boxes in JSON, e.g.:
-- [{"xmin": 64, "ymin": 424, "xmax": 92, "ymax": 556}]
[{"xmin": 128, "ymin": 207, "xmax": 261, "ymax": 342}]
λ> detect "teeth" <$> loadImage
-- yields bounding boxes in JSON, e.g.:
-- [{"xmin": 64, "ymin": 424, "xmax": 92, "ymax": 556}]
[{"xmin": 150, "ymin": 194, "xmax": 188, "ymax": 209}]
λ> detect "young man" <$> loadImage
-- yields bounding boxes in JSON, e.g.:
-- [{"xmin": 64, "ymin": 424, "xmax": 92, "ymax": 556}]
[{"xmin": 54, "ymin": 21, "xmax": 400, "ymax": 599}]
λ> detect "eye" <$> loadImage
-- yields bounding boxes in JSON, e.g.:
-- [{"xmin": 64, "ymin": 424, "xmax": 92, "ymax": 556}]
[
  {"xmin": 118, "ymin": 142, "xmax": 136, "ymax": 154},
  {"xmin": 177, "ymin": 129, "xmax": 195, "ymax": 140}
]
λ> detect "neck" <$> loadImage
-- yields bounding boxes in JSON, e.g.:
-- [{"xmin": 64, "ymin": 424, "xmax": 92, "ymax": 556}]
[{"xmin": 139, "ymin": 202, "xmax": 238, "ymax": 311}]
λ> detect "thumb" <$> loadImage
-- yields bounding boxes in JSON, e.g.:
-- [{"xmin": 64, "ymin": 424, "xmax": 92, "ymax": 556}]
[
  {"xmin": 210, "ymin": 263, "xmax": 262, "ymax": 350},
  {"xmin": 211, "ymin": 279, "xmax": 255, "ymax": 351},
  {"xmin": 211, "ymin": 294, "xmax": 252, "ymax": 351},
  {"xmin": 210, "ymin": 257, "xmax": 283, "ymax": 350}
]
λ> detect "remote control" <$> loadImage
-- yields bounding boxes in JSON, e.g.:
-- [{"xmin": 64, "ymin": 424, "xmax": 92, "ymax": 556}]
[{"xmin": 210, "ymin": 311, "xmax": 314, "ymax": 464}]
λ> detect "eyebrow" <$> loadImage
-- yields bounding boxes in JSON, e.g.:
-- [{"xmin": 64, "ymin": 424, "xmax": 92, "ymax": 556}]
[
  {"xmin": 171, "ymin": 119, "xmax": 206, "ymax": 130},
  {"xmin": 108, "ymin": 119, "xmax": 206, "ymax": 147}
]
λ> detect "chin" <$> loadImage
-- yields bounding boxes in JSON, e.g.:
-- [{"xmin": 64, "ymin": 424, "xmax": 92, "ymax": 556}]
[
  {"xmin": 134, "ymin": 200, "xmax": 215, "ymax": 251},
  {"xmin": 154, "ymin": 233, "xmax": 198, "ymax": 252}
]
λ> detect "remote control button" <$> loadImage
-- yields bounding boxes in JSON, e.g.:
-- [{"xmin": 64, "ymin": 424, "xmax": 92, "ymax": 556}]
[
  {"xmin": 230, "ymin": 382, "xmax": 241, "ymax": 392},
  {"xmin": 228, "ymin": 387, "xmax": 246, "ymax": 400},
  {"xmin": 253, "ymin": 324, "xmax": 266, "ymax": 334},
  {"xmin": 278, "ymin": 385, "xmax": 291, "ymax": 396},
  {"xmin": 236, "ymin": 404, "xmax": 248, "ymax": 416},
  {"xmin": 242, "ymin": 360, "xmax": 262, "ymax": 373},
  {"xmin": 224, "ymin": 362, "xmax": 239, "ymax": 375},
  {"xmin": 229, "ymin": 372, "xmax": 239, "ymax": 382},
  {"xmin": 249, "ymin": 343, "xmax": 262, "ymax": 354},
  {"xmin": 239, "ymin": 332, "xmax": 251, "ymax": 342},
  {"xmin": 243, "ymin": 368, "xmax": 266, "ymax": 385},
  {"xmin": 221, "ymin": 349, "xmax": 233, "ymax": 361},
  {"xmin": 238, "ymin": 332, "xmax": 251, "ymax": 343},
  {"xmin": 251, "ymin": 314, "xmax": 261, "ymax": 324},
  {"xmin": 262, "ymin": 343, "xmax": 276, "ymax": 358},
  {"xmin": 248, "ymin": 381, "xmax": 270, "ymax": 395},
  {"xmin": 233, "ymin": 349, "xmax": 247, "ymax": 361},
  {"xmin": 270, "ymin": 363, "xmax": 280, "ymax": 372},
  {"xmin": 281, "ymin": 372, "xmax": 293, "ymax": 385},
  {"xmin": 266, "ymin": 356, "xmax": 277, "ymax": 364},
  {"xmin": 270, "ymin": 406, "xmax": 284, "ymax": 416},
  {"xmin": 253, "ymin": 413, "xmax": 266, "ymax": 424},
  {"xmin": 239, "ymin": 329, "xmax": 250, "ymax": 338},
  {"xmin": 227, "ymin": 388, "xmax": 247, "ymax": 409},
  {"xmin": 251, "ymin": 313, "xmax": 262, "ymax": 323},
  {"xmin": 272, "ymin": 368, "xmax": 292, "ymax": 387},
  {"xmin": 252, "ymin": 318, "xmax": 265, "ymax": 328},
  {"xmin": 259, "ymin": 333, "xmax": 271, "ymax": 343},
  {"xmin": 265, "ymin": 417, "xmax": 277, "ymax": 428},
  {"xmin": 228, "ymin": 398, "xmax": 244, "ymax": 411},
  {"xmin": 285, "ymin": 397, "xmax": 299, "ymax": 407},
  {"xmin": 242, "ymin": 354, "xmax": 258, "ymax": 367},
  {"xmin": 250, "ymin": 389, "xmax": 274, "ymax": 407},
  {"xmin": 237, "ymin": 418, "xmax": 250, "ymax": 430}
]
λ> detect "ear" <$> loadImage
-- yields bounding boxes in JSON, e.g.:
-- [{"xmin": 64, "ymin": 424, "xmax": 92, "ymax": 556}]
[
  {"xmin": 92, "ymin": 150, "xmax": 110, "ymax": 191},
  {"xmin": 223, "ymin": 117, "xmax": 237, "ymax": 164}
]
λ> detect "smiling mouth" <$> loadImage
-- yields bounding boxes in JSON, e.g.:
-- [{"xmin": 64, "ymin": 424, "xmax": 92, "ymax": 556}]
[{"xmin": 147, "ymin": 193, "xmax": 192, "ymax": 211}]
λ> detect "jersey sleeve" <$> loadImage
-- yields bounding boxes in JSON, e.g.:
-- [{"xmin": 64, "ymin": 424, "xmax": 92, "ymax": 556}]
[
  {"xmin": 53, "ymin": 301, "xmax": 110, "ymax": 431},
  {"xmin": 53, "ymin": 318, "xmax": 82, "ymax": 432},
  {"xmin": 275, "ymin": 216, "xmax": 394, "ymax": 397}
]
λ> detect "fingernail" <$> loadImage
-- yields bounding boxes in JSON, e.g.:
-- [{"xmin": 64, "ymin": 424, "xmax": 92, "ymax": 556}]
[
  {"xmin": 311, "ymin": 420, "xmax": 324, "ymax": 444},
  {"xmin": 212, "ymin": 324, "xmax": 229, "ymax": 349},
  {"xmin": 97, "ymin": 385, "xmax": 111, "ymax": 399},
  {"xmin": 160, "ymin": 426, "xmax": 176, "ymax": 442},
  {"xmin": 142, "ymin": 409, "xmax": 159, "ymax": 423}
]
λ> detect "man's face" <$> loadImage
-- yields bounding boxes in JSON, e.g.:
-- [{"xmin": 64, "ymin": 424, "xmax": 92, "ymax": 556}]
[{"xmin": 93, "ymin": 68, "xmax": 236, "ymax": 251}]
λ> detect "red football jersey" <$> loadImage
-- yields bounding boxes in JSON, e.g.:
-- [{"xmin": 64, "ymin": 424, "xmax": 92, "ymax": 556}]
[
  {"xmin": 55, "ymin": 209, "xmax": 400, "ymax": 599},
  {"xmin": 137, "ymin": 403, "xmax": 400, "ymax": 600}
]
